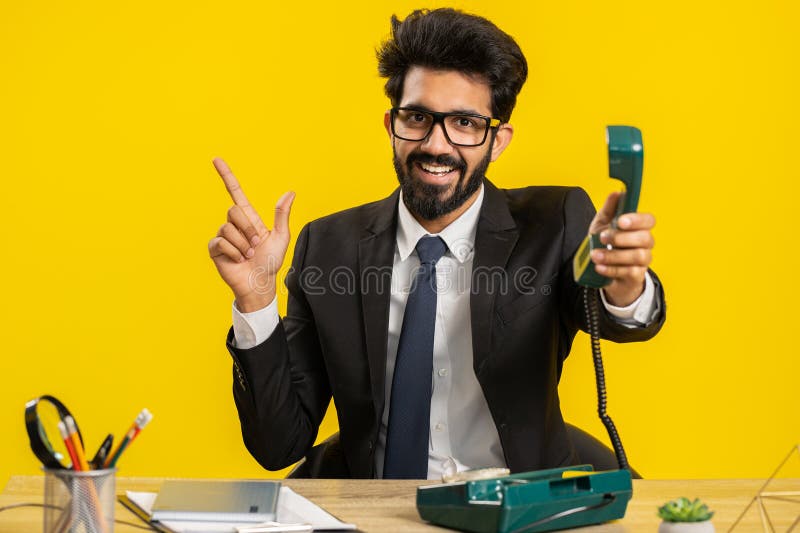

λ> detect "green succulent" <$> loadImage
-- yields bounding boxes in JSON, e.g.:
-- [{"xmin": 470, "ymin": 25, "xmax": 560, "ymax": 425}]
[{"xmin": 657, "ymin": 497, "xmax": 715, "ymax": 522}]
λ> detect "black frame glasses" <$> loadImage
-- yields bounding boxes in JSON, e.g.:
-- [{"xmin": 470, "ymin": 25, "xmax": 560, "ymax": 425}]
[{"xmin": 390, "ymin": 107, "xmax": 501, "ymax": 147}]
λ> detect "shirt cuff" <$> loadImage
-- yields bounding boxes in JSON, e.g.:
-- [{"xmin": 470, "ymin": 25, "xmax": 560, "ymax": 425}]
[
  {"xmin": 231, "ymin": 297, "xmax": 280, "ymax": 349},
  {"xmin": 599, "ymin": 271, "xmax": 658, "ymax": 326}
]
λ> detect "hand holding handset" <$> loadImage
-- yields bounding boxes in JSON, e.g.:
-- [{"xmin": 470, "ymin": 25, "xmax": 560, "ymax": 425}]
[
  {"xmin": 416, "ymin": 126, "xmax": 646, "ymax": 533},
  {"xmin": 573, "ymin": 126, "xmax": 644, "ymax": 287}
]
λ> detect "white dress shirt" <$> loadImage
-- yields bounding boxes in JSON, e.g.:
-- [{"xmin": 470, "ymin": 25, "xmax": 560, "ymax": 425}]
[{"xmin": 232, "ymin": 185, "xmax": 658, "ymax": 479}]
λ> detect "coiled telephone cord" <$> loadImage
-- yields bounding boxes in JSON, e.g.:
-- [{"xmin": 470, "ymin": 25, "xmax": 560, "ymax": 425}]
[{"xmin": 583, "ymin": 286, "xmax": 630, "ymax": 472}]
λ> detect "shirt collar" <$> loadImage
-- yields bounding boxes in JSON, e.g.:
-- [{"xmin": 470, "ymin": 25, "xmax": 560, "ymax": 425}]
[{"xmin": 396, "ymin": 184, "xmax": 484, "ymax": 264}]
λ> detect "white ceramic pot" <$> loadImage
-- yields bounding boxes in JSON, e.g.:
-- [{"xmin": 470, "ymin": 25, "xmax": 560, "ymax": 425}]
[{"xmin": 658, "ymin": 520, "xmax": 715, "ymax": 533}]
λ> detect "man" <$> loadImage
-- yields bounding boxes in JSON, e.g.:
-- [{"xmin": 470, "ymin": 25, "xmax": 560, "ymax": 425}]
[{"xmin": 208, "ymin": 8, "xmax": 665, "ymax": 480}]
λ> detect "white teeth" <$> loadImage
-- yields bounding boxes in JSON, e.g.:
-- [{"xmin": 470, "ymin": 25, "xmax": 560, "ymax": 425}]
[{"xmin": 420, "ymin": 163, "xmax": 455, "ymax": 174}]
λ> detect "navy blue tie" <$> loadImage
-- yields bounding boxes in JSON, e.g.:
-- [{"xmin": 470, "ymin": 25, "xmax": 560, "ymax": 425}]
[{"xmin": 384, "ymin": 235, "xmax": 447, "ymax": 479}]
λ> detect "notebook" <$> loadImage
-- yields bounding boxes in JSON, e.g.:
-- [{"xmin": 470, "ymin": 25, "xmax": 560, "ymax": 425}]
[
  {"xmin": 151, "ymin": 480, "xmax": 281, "ymax": 523},
  {"xmin": 122, "ymin": 486, "xmax": 357, "ymax": 532}
]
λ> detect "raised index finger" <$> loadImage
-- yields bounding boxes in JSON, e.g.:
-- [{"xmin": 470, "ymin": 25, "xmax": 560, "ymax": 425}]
[{"xmin": 213, "ymin": 157, "xmax": 251, "ymax": 207}]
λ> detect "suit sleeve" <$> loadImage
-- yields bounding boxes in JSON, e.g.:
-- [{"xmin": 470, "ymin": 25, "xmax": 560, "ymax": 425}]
[
  {"xmin": 558, "ymin": 187, "xmax": 666, "ymax": 342},
  {"xmin": 225, "ymin": 223, "xmax": 332, "ymax": 471}
]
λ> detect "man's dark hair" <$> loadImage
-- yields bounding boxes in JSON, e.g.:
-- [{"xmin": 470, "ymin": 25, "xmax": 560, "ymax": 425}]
[{"xmin": 377, "ymin": 8, "xmax": 528, "ymax": 124}]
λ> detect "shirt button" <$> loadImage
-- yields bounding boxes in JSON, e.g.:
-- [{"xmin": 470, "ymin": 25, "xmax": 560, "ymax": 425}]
[
  {"xmin": 438, "ymin": 368, "xmax": 448, "ymax": 377},
  {"xmin": 435, "ymin": 422, "xmax": 445, "ymax": 431}
]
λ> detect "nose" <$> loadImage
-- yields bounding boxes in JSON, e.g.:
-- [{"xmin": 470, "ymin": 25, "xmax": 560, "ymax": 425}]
[{"xmin": 421, "ymin": 122, "xmax": 453, "ymax": 154}]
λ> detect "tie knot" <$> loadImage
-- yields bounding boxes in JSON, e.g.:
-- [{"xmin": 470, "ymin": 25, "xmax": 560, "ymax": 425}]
[{"xmin": 415, "ymin": 236, "xmax": 447, "ymax": 265}]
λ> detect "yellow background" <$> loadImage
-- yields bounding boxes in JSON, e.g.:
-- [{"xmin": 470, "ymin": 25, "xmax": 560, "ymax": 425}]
[{"xmin": 1, "ymin": 0, "xmax": 798, "ymax": 486}]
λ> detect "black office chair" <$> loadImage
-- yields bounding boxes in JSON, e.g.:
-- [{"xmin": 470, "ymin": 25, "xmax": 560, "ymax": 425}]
[{"xmin": 287, "ymin": 423, "xmax": 641, "ymax": 479}]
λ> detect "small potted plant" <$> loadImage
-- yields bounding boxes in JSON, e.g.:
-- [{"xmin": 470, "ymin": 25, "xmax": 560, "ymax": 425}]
[{"xmin": 657, "ymin": 497, "xmax": 715, "ymax": 532}]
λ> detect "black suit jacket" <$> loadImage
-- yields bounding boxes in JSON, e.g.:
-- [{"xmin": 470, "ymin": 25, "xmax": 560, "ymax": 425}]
[{"xmin": 226, "ymin": 180, "xmax": 665, "ymax": 478}]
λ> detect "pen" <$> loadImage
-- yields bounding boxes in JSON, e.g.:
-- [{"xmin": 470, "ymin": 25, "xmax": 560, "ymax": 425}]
[
  {"xmin": 90, "ymin": 434, "xmax": 114, "ymax": 469},
  {"xmin": 104, "ymin": 408, "xmax": 153, "ymax": 468}
]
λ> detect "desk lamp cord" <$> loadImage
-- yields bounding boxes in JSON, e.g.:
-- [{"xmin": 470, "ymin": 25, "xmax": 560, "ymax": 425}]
[{"xmin": 0, "ymin": 502, "xmax": 153, "ymax": 530}]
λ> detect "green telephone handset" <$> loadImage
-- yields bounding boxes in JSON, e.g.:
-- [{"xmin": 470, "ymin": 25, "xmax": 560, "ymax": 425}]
[{"xmin": 573, "ymin": 125, "xmax": 644, "ymax": 287}]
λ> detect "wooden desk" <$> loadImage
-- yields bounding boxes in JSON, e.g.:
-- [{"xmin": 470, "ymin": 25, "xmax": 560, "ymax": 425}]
[{"xmin": 1, "ymin": 476, "xmax": 797, "ymax": 532}]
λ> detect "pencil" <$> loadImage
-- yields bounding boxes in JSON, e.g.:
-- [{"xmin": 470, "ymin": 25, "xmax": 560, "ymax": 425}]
[
  {"xmin": 64, "ymin": 416, "xmax": 90, "ymax": 471},
  {"xmin": 57, "ymin": 421, "xmax": 80, "ymax": 470},
  {"xmin": 104, "ymin": 408, "xmax": 153, "ymax": 468}
]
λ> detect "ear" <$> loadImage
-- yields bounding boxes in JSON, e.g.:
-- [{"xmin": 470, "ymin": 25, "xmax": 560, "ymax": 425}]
[
  {"xmin": 383, "ymin": 110, "xmax": 392, "ymax": 138},
  {"xmin": 490, "ymin": 123, "xmax": 514, "ymax": 162}
]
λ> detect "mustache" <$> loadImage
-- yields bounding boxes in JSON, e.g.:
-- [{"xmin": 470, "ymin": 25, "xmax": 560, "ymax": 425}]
[{"xmin": 405, "ymin": 152, "xmax": 466, "ymax": 171}]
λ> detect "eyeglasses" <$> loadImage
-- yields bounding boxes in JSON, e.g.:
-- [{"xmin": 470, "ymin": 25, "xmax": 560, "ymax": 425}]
[{"xmin": 390, "ymin": 107, "xmax": 501, "ymax": 147}]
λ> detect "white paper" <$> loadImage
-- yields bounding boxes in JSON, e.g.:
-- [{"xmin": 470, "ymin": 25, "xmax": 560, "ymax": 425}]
[
  {"xmin": 275, "ymin": 486, "xmax": 355, "ymax": 530},
  {"xmin": 126, "ymin": 487, "xmax": 356, "ymax": 532}
]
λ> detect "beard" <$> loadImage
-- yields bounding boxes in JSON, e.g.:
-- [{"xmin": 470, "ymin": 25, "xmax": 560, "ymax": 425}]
[{"xmin": 393, "ymin": 144, "xmax": 492, "ymax": 221}]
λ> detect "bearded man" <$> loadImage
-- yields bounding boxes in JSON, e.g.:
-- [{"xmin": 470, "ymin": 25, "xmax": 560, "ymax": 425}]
[{"xmin": 208, "ymin": 8, "xmax": 665, "ymax": 480}]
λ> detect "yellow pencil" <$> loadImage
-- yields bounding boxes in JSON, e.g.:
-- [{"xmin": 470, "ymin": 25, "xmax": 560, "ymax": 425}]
[{"xmin": 64, "ymin": 416, "xmax": 90, "ymax": 471}]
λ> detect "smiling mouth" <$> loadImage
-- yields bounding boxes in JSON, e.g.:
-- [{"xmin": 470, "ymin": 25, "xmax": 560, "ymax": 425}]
[{"xmin": 417, "ymin": 162, "xmax": 457, "ymax": 177}]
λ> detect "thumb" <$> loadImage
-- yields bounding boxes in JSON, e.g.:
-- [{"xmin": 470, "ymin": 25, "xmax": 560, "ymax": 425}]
[
  {"xmin": 590, "ymin": 191, "xmax": 621, "ymax": 233},
  {"xmin": 273, "ymin": 191, "xmax": 296, "ymax": 235}
]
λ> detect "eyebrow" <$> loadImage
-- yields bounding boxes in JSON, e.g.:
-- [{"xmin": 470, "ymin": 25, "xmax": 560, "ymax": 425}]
[{"xmin": 401, "ymin": 103, "xmax": 489, "ymax": 116}]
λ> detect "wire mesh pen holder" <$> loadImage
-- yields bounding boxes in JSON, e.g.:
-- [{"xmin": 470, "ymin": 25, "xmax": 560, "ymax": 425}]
[{"xmin": 43, "ymin": 467, "xmax": 115, "ymax": 533}]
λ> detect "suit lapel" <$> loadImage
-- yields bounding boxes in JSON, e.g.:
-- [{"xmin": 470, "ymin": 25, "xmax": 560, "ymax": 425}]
[
  {"xmin": 358, "ymin": 190, "xmax": 400, "ymax": 424},
  {"xmin": 471, "ymin": 180, "xmax": 519, "ymax": 376}
]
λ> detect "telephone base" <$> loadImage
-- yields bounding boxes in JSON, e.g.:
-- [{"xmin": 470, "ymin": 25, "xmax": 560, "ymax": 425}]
[{"xmin": 417, "ymin": 465, "xmax": 632, "ymax": 533}]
